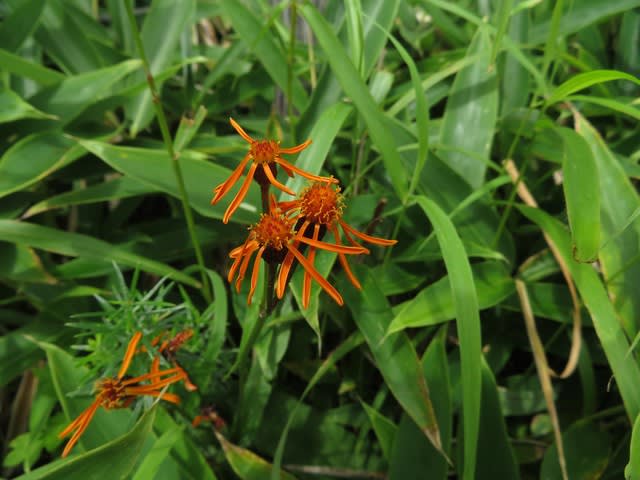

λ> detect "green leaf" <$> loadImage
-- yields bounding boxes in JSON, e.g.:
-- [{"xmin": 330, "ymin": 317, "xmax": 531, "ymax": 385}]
[
  {"xmin": 626, "ymin": 414, "xmax": 640, "ymax": 479},
  {"xmin": 0, "ymin": 48, "xmax": 65, "ymax": 85},
  {"xmin": 29, "ymin": 59, "xmax": 142, "ymax": 124},
  {"xmin": 0, "ymin": 0, "xmax": 46, "ymax": 52},
  {"xmin": 15, "ymin": 407, "xmax": 156, "ymax": 480},
  {"xmin": 438, "ymin": 25, "xmax": 498, "ymax": 188},
  {"xmin": 216, "ymin": 432, "xmax": 298, "ymax": 480},
  {"xmin": 219, "ymin": 0, "xmax": 307, "ymax": 112},
  {"xmin": 128, "ymin": 0, "xmax": 196, "ymax": 135},
  {"xmin": 23, "ymin": 177, "xmax": 156, "ymax": 218},
  {"xmin": 0, "ymin": 220, "xmax": 198, "ymax": 287},
  {"xmin": 540, "ymin": 420, "xmax": 610, "ymax": 480},
  {"xmin": 300, "ymin": 2, "xmax": 408, "ymax": 200},
  {"xmin": 79, "ymin": 139, "xmax": 259, "ymax": 224},
  {"xmin": 0, "ymin": 89, "xmax": 57, "ymax": 123},
  {"xmin": 567, "ymin": 95, "xmax": 640, "ymax": 121},
  {"xmin": 556, "ymin": 127, "xmax": 600, "ymax": 262},
  {"xmin": 414, "ymin": 196, "xmax": 481, "ymax": 480},
  {"xmin": 174, "ymin": 106, "xmax": 208, "ymax": 153},
  {"xmin": 389, "ymin": 261, "xmax": 513, "ymax": 333},
  {"xmin": 131, "ymin": 425, "xmax": 181, "ymax": 480},
  {"xmin": 361, "ymin": 402, "xmax": 397, "ymax": 462},
  {"xmin": 0, "ymin": 133, "xmax": 85, "ymax": 199},
  {"xmin": 546, "ymin": 69, "xmax": 640, "ymax": 106},
  {"xmin": 342, "ymin": 268, "xmax": 445, "ymax": 461},
  {"xmin": 518, "ymin": 205, "xmax": 640, "ymax": 419}
]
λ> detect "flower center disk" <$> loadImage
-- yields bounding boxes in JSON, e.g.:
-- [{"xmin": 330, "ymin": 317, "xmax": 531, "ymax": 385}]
[
  {"xmin": 97, "ymin": 378, "xmax": 126, "ymax": 409},
  {"xmin": 253, "ymin": 212, "xmax": 295, "ymax": 250},
  {"xmin": 250, "ymin": 140, "xmax": 279, "ymax": 164},
  {"xmin": 300, "ymin": 183, "xmax": 344, "ymax": 225}
]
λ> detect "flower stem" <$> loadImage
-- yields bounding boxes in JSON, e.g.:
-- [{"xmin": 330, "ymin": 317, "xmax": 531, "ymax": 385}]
[{"xmin": 124, "ymin": 2, "xmax": 211, "ymax": 302}]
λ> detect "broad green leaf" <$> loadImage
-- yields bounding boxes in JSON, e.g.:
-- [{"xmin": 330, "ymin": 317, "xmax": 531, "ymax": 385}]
[
  {"xmin": 414, "ymin": 196, "xmax": 481, "ymax": 480},
  {"xmin": 219, "ymin": 0, "xmax": 307, "ymax": 112},
  {"xmin": 131, "ymin": 425, "xmax": 181, "ymax": 480},
  {"xmin": 361, "ymin": 402, "xmax": 397, "ymax": 462},
  {"xmin": 389, "ymin": 261, "xmax": 513, "ymax": 333},
  {"xmin": 540, "ymin": 420, "xmax": 610, "ymax": 480},
  {"xmin": 499, "ymin": 0, "xmax": 530, "ymax": 115},
  {"xmin": 128, "ymin": 0, "xmax": 196, "ymax": 135},
  {"xmin": 174, "ymin": 106, "xmax": 208, "ymax": 153},
  {"xmin": 300, "ymin": 2, "xmax": 408, "ymax": 200},
  {"xmin": 15, "ymin": 407, "xmax": 156, "ymax": 480},
  {"xmin": 0, "ymin": 133, "xmax": 85, "ymax": 199},
  {"xmin": 474, "ymin": 358, "xmax": 520, "ymax": 479},
  {"xmin": 216, "ymin": 432, "xmax": 298, "ymax": 480},
  {"xmin": 79, "ymin": 139, "xmax": 259, "ymax": 224},
  {"xmin": 0, "ymin": 321, "xmax": 61, "ymax": 387},
  {"xmin": 438, "ymin": 25, "xmax": 497, "ymax": 188},
  {"xmin": 518, "ymin": 205, "xmax": 640, "ymax": 419},
  {"xmin": 556, "ymin": 127, "xmax": 600, "ymax": 262},
  {"xmin": 574, "ymin": 113, "xmax": 640, "ymax": 336},
  {"xmin": 529, "ymin": 0, "xmax": 640, "ymax": 44},
  {"xmin": 29, "ymin": 59, "xmax": 142, "ymax": 124},
  {"xmin": 0, "ymin": 0, "xmax": 46, "ymax": 52},
  {"xmin": 281, "ymin": 102, "xmax": 352, "ymax": 198},
  {"xmin": 0, "ymin": 241, "xmax": 56, "ymax": 283},
  {"xmin": 0, "ymin": 48, "xmax": 64, "ymax": 85},
  {"xmin": 23, "ymin": 177, "xmax": 156, "ymax": 218},
  {"xmin": 546, "ymin": 69, "xmax": 640, "ymax": 106},
  {"xmin": 0, "ymin": 220, "xmax": 198, "ymax": 287},
  {"xmin": 389, "ymin": 415, "xmax": 442, "ymax": 480},
  {"xmin": 0, "ymin": 89, "xmax": 56, "ymax": 123},
  {"xmin": 342, "ymin": 268, "xmax": 444, "ymax": 460}
]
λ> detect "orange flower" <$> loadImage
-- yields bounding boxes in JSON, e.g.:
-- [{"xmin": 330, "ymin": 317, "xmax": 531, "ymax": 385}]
[
  {"xmin": 228, "ymin": 197, "xmax": 368, "ymax": 306},
  {"xmin": 279, "ymin": 182, "xmax": 397, "ymax": 307},
  {"xmin": 147, "ymin": 330, "xmax": 197, "ymax": 392},
  {"xmin": 211, "ymin": 118, "xmax": 338, "ymax": 224},
  {"xmin": 58, "ymin": 332, "xmax": 186, "ymax": 457}
]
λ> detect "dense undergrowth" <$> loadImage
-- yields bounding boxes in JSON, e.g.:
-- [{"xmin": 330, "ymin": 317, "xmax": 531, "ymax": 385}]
[{"xmin": 1, "ymin": 1, "xmax": 640, "ymax": 479}]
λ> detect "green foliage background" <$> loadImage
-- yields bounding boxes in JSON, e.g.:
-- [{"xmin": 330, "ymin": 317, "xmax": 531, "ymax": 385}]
[{"xmin": 1, "ymin": 0, "xmax": 640, "ymax": 479}]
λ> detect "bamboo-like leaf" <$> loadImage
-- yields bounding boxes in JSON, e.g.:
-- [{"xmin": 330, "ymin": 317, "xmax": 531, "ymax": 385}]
[
  {"xmin": 546, "ymin": 69, "xmax": 640, "ymax": 106},
  {"xmin": 414, "ymin": 195, "xmax": 481, "ymax": 480},
  {"xmin": 0, "ymin": 220, "xmax": 198, "ymax": 287}
]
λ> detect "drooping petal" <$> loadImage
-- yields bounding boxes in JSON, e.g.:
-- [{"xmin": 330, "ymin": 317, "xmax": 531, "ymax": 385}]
[
  {"xmin": 228, "ymin": 240, "xmax": 259, "ymax": 283},
  {"xmin": 262, "ymin": 163, "xmax": 295, "ymax": 196},
  {"xmin": 287, "ymin": 244, "xmax": 344, "ymax": 306},
  {"xmin": 247, "ymin": 245, "xmax": 266, "ymax": 305},
  {"xmin": 211, "ymin": 153, "xmax": 252, "ymax": 204},
  {"xmin": 60, "ymin": 398, "xmax": 102, "ymax": 457},
  {"xmin": 275, "ymin": 157, "xmax": 338, "ymax": 184},
  {"xmin": 339, "ymin": 219, "xmax": 397, "ymax": 246},
  {"xmin": 223, "ymin": 163, "xmax": 258, "ymax": 224},
  {"xmin": 330, "ymin": 224, "xmax": 361, "ymax": 290},
  {"xmin": 229, "ymin": 117, "xmax": 255, "ymax": 143},
  {"xmin": 121, "ymin": 367, "xmax": 184, "ymax": 386},
  {"xmin": 117, "ymin": 332, "xmax": 143, "ymax": 379},
  {"xmin": 235, "ymin": 245, "xmax": 256, "ymax": 292},
  {"xmin": 276, "ymin": 220, "xmax": 310, "ymax": 298},
  {"xmin": 298, "ymin": 236, "xmax": 369, "ymax": 255},
  {"xmin": 278, "ymin": 139, "xmax": 312, "ymax": 154},
  {"xmin": 302, "ymin": 224, "xmax": 321, "ymax": 308}
]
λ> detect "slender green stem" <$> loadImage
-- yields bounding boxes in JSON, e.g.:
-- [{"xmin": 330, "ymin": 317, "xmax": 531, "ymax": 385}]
[{"xmin": 124, "ymin": 2, "xmax": 211, "ymax": 302}]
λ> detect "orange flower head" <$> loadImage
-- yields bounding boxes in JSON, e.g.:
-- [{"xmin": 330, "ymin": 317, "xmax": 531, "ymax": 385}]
[
  {"xmin": 299, "ymin": 181, "xmax": 344, "ymax": 225},
  {"xmin": 228, "ymin": 199, "xmax": 367, "ymax": 306},
  {"xmin": 58, "ymin": 332, "xmax": 188, "ymax": 457},
  {"xmin": 147, "ymin": 329, "xmax": 198, "ymax": 392},
  {"xmin": 211, "ymin": 118, "xmax": 338, "ymax": 224},
  {"xmin": 279, "ymin": 182, "xmax": 397, "ymax": 308}
]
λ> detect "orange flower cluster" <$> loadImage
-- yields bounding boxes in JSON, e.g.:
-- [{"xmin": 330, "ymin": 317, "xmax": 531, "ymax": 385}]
[
  {"xmin": 212, "ymin": 118, "xmax": 397, "ymax": 307},
  {"xmin": 58, "ymin": 331, "xmax": 193, "ymax": 457}
]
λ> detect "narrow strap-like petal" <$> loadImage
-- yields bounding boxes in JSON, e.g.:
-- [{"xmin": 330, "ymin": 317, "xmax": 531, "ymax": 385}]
[
  {"xmin": 278, "ymin": 138, "xmax": 312, "ymax": 154},
  {"xmin": 223, "ymin": 163, "xmax": 258, "ymax": 224},
  {"xmin": 298, "ymin": 236, "xmax": 369, "ymax": 255},
  {"xmin": 247, "ymin": 245, "xmax": 265, "ymax": 305},
  {"xmin": 211, "ymin": 153, "xmax": 252, "ymax": 204},
  {"xmin": 229, "ymin": 117, "xmax": 254, "ymax": 143},
  {"xmin": 118, "ymin": 332, "xmax": 143, "ymax": 379},
  {"xmin": 339, "ymin": 219, "xmax": 397, "ymax": 246},
  {"xmin": 262, "ymin": 163, "xmax": 295, "ymax": 196},
  {"xmin": 287, "ymin": 244, "xmax": 343, "ymax": 306},
  {"xmin": 275, "ymin": 157, "xmax": 337, "ymax": 183},
  {"xmin": 60, "ymin": 399, "xmax": 102, "ymax": 457},
  {"xmin": 330, "ymin": 224, "xmax": 361, "ymax": 289},
  {"xmin": 302, "ymin": 224, "xmax": 321, "ymax": 309}
]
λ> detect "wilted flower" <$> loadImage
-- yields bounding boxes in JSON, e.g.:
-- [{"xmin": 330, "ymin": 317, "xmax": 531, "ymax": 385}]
[
  {"xmin": 211, "ymin": 118, "xmax": 337, "ymax": 223},
  {"xmin": 147, "ymin": 330, "xmax": 197, "ymax": 392},
  {"xmin": 58, "ymin": 332, "xmax": 187, "ymax": 457}
]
